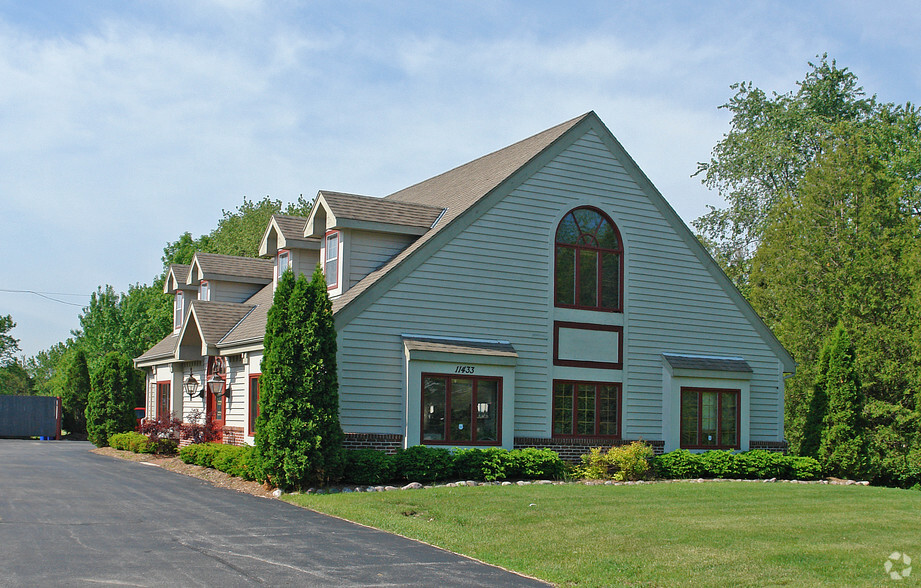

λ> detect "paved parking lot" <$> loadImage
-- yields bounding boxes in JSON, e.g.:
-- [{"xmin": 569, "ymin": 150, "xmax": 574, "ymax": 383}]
[{"xmin": 0, "ymin": 440, "xmax": 546, "ymax": 586}]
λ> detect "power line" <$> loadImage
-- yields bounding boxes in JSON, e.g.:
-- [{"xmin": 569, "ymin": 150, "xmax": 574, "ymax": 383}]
[{"xmin": 0, "ymin": 289, "xmax": 88, "ymax": 307}]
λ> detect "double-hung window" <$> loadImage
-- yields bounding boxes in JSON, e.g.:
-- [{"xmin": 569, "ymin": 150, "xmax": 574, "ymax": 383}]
[
  {"xmin": 276, "ymin": 250, "xmax": 290, "ymax": 281},
  {"xmin": 422, "ymin": 374, "xmax": 501, "ymax": 445},
  {"xmin": 173, "ymin": 293, "xmax": 184, "ymax": 330},
  {"xmin": 199, "ymin": 281, "xmax": 210, "ymax": 301},
  {"xmin": 324, "ymin": 231, "xmax": 339, "ymax": 289}
]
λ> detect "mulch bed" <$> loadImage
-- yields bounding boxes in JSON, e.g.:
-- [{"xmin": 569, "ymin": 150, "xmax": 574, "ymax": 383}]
[{"xmin": 91, "ymin": 447, "xmax": 277, "ymax": 499}]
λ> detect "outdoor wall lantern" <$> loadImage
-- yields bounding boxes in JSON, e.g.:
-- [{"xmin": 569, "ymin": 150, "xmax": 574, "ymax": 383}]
[
  {"xmin": 184, "ymin": 372, "xmax": 203, "ymax": 399},
  {"xmin": 207, "ymin": 374, "xmax": 228, "ymax": 398}
]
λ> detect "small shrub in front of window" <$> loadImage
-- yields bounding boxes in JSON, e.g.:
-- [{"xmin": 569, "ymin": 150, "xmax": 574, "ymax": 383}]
[
  {"xmin": 393, "ymin": 445, "xmax": 454, "ymax": 482},
  {"xmin": 507, "ymin": 448, "xmax": 567, "ymax": 480},
  {"xmin": 344, "ymin": 449, "xmax": 394, "ymax": 485},
  {"xmin": 651, "ymin": 449, "xmax": 821, "ymax": 481},
  {"xmin": 575, "ymin": 442, "xmax": 653, "ymax": 481}
]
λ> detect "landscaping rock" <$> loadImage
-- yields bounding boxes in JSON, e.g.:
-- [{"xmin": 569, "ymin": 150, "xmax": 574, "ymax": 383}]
[{"xmin": 402, "ymin": 482, "xmax": 423, "ymax": 490}]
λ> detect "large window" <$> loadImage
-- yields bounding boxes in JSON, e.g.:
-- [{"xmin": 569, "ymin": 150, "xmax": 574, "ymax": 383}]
[
  {"xmin": 553, "ymin": 380, "xmax": 621, "ymax": 437},
  {"xmin": 555, "ymin": 207, "xmax": 623, "ymax": 311},
  {"xmin": 324, "ymin": 231, "xmax": 339, "ymax": 289},
  {"xmin": 680, "ymin": 387, "xmax": 739, "ymax": 449},
  {"xmin": 156, "ymin": 381, "xmax": 170, "ymax": 420},
  {"xmin": 248, "ymin": 374, "xmax": 260, "ymax": 436},
  {"xmin": 422, "ymin": 374, "xmax": 501, "ymax": 445}
]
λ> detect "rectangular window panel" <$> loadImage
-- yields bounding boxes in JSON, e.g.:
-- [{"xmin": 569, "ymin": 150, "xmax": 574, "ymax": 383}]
[
  {"xmin": 598, "ymin": 385, "xmax": 619, "ymax": 436},
  {"xmin": 249, "ymin": 376, "xmax": 260, "ymax": 435},
  {"xmin": 422, "ymin": 377, "xmax": 447, "ymax": 441},
  {"xmin": 600, "ymin": 252, "xmax": 619, "ymax": 309},
  {"xmin": 700, "ymin": 391, "xmax": 717, "ymax": 446},
  {"xmin": 157, "ymin": 383, "xmax": 170, "ymax": 420},
  {"xmin": 553, "ymin": 382, "xmax": 574, "ymax": 435},
  {"xmin": 576, "ymin": 384, "xmax": 596, "ymax": 435},
  {"xmin": 555, "ymin": 246, "xmax": 575, "ymax": 305},
  {"xmin": 720, "ymin": 392, "xmax": 738, "ymax": 446},
  {"xmin": 578, "ymin": 250, "xmax": 598, "ymax": 307},
  {"xmin": 450, "ymin": 378, "xmax": 473, "ymax": 442},
  {"xmin": 173, "ymin": 295, "xmax": 182, "ymax": 329},
  {"xmin": 325, "ymin": 233, "xmax": 339, "ymax": 287},
  {"xmin": 680, "ymin": 390, "xmax": 698, "ymax": 446},
  {"xmin": 476, "ymin": 380, "xmax": 499, "ymax": 442}
]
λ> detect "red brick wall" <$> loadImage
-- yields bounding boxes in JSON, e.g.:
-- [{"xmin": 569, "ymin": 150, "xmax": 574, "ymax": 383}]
[
  {"xmin": 221, "ymin": 426, "xmax": 245, "ymax": 447},
  {"xmin": 749, "ymin": 440, "xmax": 788, "ymax": 454},
  {"xmin": 342, "ymin": 433, "xmax": 403, "ymax": 454}
]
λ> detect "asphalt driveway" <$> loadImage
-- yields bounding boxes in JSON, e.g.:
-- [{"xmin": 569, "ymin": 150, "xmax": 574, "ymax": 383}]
[{"xmin": 0, "ymin": 440, "xmax": 546, "ymax": 587}]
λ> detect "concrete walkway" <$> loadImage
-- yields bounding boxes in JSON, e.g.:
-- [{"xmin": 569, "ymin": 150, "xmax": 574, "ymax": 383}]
[{"xmin": 0, "ymin": 440, "xmax": 547, "ymax": 587}]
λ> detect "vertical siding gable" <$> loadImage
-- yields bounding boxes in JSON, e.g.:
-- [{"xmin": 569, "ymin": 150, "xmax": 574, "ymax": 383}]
[{"xmin": 339, "ymin": 126, "xmax": 786, "ymax": 440}]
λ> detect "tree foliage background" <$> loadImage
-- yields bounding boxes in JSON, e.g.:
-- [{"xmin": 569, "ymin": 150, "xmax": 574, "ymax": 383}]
[
  {"xmin": 11, "ymin": 196, "xmax": 311, "ymax": 431},
  {"xmin": 697, "ymin": 55, "xmax": 921, "ymax": 484}
]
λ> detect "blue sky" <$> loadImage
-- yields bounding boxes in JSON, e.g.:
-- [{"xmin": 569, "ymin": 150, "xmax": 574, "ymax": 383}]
[{"xmin": 2, "ymin": 0, "xmax": 920, "ymax": 358}]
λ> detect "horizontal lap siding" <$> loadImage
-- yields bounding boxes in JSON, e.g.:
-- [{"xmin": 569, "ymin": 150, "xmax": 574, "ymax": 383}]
[
  {"xmin": 546, "ymin": 134, "xmax": 781, "ymax": 439},
  {"xmin": 349, "ymin": 231, "xmax": 414, "ymax": 289},
  {"xmin": 339, "ymin": 130, "xmax": 783, "ymax": 441}
]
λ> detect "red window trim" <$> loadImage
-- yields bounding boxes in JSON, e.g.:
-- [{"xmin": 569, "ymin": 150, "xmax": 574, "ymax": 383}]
[
  {"xmin": 324, "ymin": 230, "xmax": 340, "ymax": 291},
  {"xmin": 420, "ymin": 373, "xmax": 503, "ymax": 446},
  {"xmin": 156, "ymin": 380, "xmax": 171, "ymax": 421},
  {"xmin": 248, "ymin": 373, "xmax": 260, "ymax": 436},
  {"xmin": 551, "ymin": 379, "xmax": 622, "ymax": 439},
  {"xmin": 276, "ymin": 250, "xmax": 290, "ymax": 280},
  {"xmin": 679, "ymin": 387, "xmax": 741, "ymax": 450},
  {"xmin": 553, "ymin": 321, "xmax": 623, "ymax": 370},
  {"xmin": 554, "ymin": 206, "xmax": 624, "ymax": 313},
  {"xmin": 199, "ymin": 280, "xmax": 210, "ymax": 301}
]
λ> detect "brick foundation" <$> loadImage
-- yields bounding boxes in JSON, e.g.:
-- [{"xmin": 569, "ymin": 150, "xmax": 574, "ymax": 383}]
[
  {"xmin": 343, "ymin": 433, "xmax": 404, "ymax": 454},
  {"xmin": 514, "ymin": 437, "xmax": 666, "ymax": 462},
  {"xmin": 749, "ymin": 440, "xmax": 788, "ymax": 454},
  {"xmin": 222, "ymin": 426, "xmax": 245, "ymax": 447}
]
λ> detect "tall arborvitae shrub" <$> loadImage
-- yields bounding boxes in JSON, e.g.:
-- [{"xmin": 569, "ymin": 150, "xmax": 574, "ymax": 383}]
[
  {"xmin": 62, "ymin": 349, "xmax": 91, "ymax": 434},
  {"xmin": 256, "ymin": 266, "xmax": 344, "ymax": 489},
  {"xmin": 800, "ymin": 351, "xmax": 829, "ymax": 459},
  {"xmin": 86, "ymin": 352, "xmax": 141, "ymax": 447},
  {"xmin": 816, "ymin": 322, "xmax": 868, "ymax": 478}
]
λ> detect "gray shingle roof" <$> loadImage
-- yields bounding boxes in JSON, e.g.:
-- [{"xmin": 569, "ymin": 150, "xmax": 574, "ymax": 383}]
[
  {"xmin": 218, "ymin": 283, "xmax": 275, "ymax": 347},
  {"xmin": 320, "ymin": 191, "xmax": 444, "ymax": 229},
  {"xmin": 190, "ymin": 253, "xmax": 274, "ymax": 283},
  {"xmin": 663, "ymin": 354, "xmax": 753, "ymax": 373},
  {"xmin": 331, "ymin": 113, "xmax": 589, "ymax": 314},
  {"xmin": 188, "ymin": 300, "xmax": 255, "ymax": 345},
  {"xmin": 402, "ymin": 335, "xmax": 518, "ymax": 357},
  {"xmin": 136, "ymin": 333, "xmax": 180, "ymax": 362},
  {"xmin": 272, "ymin": 214, "xmax": 309, "ymax": 241}
]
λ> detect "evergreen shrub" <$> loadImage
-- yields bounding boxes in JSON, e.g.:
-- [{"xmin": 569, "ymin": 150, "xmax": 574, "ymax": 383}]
[
  {"xmin": 343, "ymin": 449, "xmax": 394, "ymax": 485},
  {"xmin": 393, "ymin": 445, "xmax": 453, "ymax": 482}
]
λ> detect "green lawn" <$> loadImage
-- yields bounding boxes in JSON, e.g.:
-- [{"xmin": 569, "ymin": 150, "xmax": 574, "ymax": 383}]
[{"xmin": 284, "ymin": 482, "xmax": 921, "ymax": 587}]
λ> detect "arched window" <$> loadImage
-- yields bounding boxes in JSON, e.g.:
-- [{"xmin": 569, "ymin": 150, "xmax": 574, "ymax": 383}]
[{"xmin": 555, "ymin": 207, "xmax": 623, "ymax": 311}]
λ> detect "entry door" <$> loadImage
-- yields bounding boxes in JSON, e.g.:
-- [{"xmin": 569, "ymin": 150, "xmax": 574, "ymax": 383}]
[{"xmin": 206, "ymin": 356, "xmax": 226, "ymax": 442}]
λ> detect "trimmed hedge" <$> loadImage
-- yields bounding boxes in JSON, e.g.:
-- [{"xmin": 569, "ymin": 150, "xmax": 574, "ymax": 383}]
[
  {"xmin": 342, "ymin": 446, "xmax": 567, "ymax": 484},
  {"xmin": 651, "ymin": 449, "xmax": 822, "ymax": 481},
  {"xmin": 109, "ymin": 431, "xmax": 177, "ymax": 455},
  {"xmin": 179, "ymin": 443, "xmax": 264, "ymax": 482}
]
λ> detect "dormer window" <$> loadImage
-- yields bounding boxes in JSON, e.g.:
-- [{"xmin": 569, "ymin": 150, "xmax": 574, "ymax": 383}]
[
  {"xmin": 276, "ymin": 250, "xmax": 290, "ymax": 282},
  {"xmin": 324, "ymin": 231, "xmax": 339, "ymax": 289},
  {"xmin": 173, "ymin": 293, "xmax": 185, "ymax": 330},
  {"xmin": 199, "ymin": 280, "xmax": 210, "ymax": 301}
]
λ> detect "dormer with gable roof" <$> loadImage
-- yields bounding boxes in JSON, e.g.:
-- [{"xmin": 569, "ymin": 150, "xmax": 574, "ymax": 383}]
[
  {"xmin": 186, "ymin": 252, "xmax": 274, "ymax": 303},
  {"xmin": 164, "ymin": 264, "xmax": 197, "ymax": 333},
  {"xmin": 303, "ymin": 191, "xmax": 444, "ymax": 297},
  {"xmin": 258, "ymin": 214, "xmax": 321, "ymax": 288}
]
